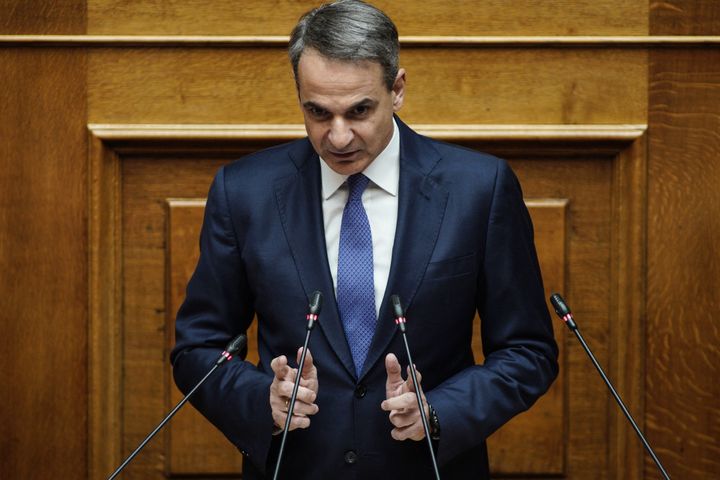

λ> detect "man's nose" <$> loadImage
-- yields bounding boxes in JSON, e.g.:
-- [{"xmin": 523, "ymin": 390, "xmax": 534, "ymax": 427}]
[{"xmin": 327, "ymin": 118, "xmax": 354, "ymax": 150}]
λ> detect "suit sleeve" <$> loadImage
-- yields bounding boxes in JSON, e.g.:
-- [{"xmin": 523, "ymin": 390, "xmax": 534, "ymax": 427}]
[
  {"xmin": 425, "ymin": 160, "xmax": 559, "ymax": 465},
  {"xmin": 170, "ymin": 166, "xmax": 275, "ymax": 473}
]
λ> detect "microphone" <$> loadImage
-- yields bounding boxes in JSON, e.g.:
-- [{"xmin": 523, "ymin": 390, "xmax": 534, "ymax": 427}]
[
  {"xmin": 390, "ymin": 295, "xmax": 441, "ymax": 480},
  {"xmin": 272, "ymin": 291, "xmax": 323, "ymax": 480},
  {"xmin": 549, "ymin": 293, "xmax": 671, "ymax": 480},
  {"xmin": 107, "ymin": 334, "xmax": 248, "ymax": 480}
]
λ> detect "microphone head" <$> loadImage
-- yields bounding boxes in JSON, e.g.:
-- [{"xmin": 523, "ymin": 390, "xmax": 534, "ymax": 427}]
[
  {"xmin": 550, "ymin": 293, "xmax": 571, "ymax": 318},
  {"xmin": 390, "ymin": 294, "xmax": 404, "ymax": 318},
  {"xmin": 225, "ymin": 334, "xmax": 248, "ymax": 357},
  {"xmin": 216, "ymin": 334, "xmax": 248, "ymax": 366},
  {"xmin": 309, "ymin": 291, "xmax": 323, "ymax": 315}
]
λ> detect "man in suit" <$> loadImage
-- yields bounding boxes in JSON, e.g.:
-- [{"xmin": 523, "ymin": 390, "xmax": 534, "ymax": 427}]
[{"xmin": 171, "ymin": 1, "xmax": 558, "ymax": 478}]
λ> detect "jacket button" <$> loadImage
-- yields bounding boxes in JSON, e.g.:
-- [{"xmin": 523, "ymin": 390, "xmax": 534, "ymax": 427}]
[
  {"xmin": 344, "ymin": 450, "xmax": 358, "ymax": 465},
  {"xmin": 354, "ymin": 383, "xmax": 367, "ymax": 398}
]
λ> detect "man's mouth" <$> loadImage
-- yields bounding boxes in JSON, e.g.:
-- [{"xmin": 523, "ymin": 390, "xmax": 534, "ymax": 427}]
[{"xmin": 329, "ymin": 150, "xmax": 359, "ymax": 160}]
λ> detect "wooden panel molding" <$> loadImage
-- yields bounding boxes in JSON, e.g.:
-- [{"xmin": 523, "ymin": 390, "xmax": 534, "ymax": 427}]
[
  {"xmin": 88, "ymin": 123, "xmax": 647, "ymax": 479},
  {"xmin": 88, "ymin": 123, "xmax": 646, "ymax": 145},
  {"xmin": 166, "ymin": 199, "xmax": 259, "ymax": 475},
  {"xmin": 88, "ymin": 127, "xmax": 123, "ymax": 480},
  {"xmin": 4, "ymin": 35, "xmax": 720, "ymax": 47},
  {"xmin": 165, "ymin": 200, "xmax": 240, "ymax": 474},
  {"xmin": 164, "ymin": 197, "xmax": 568, "ymax": 476}
]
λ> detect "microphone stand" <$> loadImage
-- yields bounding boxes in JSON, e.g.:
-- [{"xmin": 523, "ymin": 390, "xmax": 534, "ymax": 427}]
[
  {"xmin": 107, "ymin": 334, "xmax": 247, "ymax": 480},
  {"xmin": 391, "ymin": 295, "xmax": 441, "ymax": 480},
  {"xmin": 272, "ymin": 291, "xmax": 323, "ymax": 480},
  {"xmin": 550, "ymin": 293, "xmax": 671, "ymax": 480}
]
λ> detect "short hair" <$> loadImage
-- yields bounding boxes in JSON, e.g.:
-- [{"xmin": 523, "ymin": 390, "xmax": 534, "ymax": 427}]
[{"xmin": 289, "ymin": 0, "xmax": 400, "ymax": 90}]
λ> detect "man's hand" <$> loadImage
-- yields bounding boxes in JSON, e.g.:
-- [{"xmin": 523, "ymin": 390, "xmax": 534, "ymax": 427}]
[
  {"xmin": 381, "ymin": 353, "xmax": 429, "ymax": 441},
  {"xmin": 269, "ymin": 347, "xmax": 319, "ymax": 431}
]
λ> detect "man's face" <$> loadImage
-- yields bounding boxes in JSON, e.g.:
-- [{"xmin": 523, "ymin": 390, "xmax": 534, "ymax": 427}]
[{"xmin": 296, "ymin": 48, "xmax": 405, "ymax": 176}]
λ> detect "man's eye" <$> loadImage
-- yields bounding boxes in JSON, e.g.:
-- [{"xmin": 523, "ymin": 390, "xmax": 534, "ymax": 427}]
[
  {"xmin": 352, "ymin": 105, "xmax": 369, "ymax": 116},
  {"xmin": 308, "ymin": 107, "xmax": 327, "ymax": 118}
]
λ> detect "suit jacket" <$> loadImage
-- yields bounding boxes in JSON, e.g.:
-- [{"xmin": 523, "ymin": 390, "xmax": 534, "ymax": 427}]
[{"xmin": 171, "ymin": 118, "xmax": 558, "ymax": 479}]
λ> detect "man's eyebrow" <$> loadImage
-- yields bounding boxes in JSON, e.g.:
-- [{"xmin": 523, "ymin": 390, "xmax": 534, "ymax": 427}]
[
  {"xmin": 348, "ymin": 98, "xmax": 377, "ymax": 111},
  {"xmin": 301, "ymin": 98, "xmax": 378, "ymax": 112},
  {"xmin": 302, "ymin": 101, "xmax": 326, "ymax": 110}
]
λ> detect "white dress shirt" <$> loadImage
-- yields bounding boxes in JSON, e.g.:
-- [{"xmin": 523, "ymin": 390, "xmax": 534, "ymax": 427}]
[{"xmin": 320, "ymin": 119, "xmax": 400, "ymax": 318}]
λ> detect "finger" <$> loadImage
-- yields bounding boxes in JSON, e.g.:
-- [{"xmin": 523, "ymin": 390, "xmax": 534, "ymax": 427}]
[
  {"xmin": 385, "ymin": 353, "xmax": 404, "ymax": 398},
  {"xmin": 381, "ymin": 391, "xmax": 418, "ymax": 412},
  {"xmin": 272, "ymin": 411, "xmax": 312, "ymax": 431},
  {"xmin": 288, "ymin": 399, "xmax": 320, "ymax": 417},
  {"xmin": 277, "ymin": 381, "xmax": 318, "ymax": 406},
  {"xmin": 391, "ymin": 422, "xmax": 425, "ymax": 441},
  {"xmin": 388, "ymin": 409, "xmax": 419, "ymax": 429},
  {"xmin": 270, "ymin": 395, "xmax": 318, "ymax": 430},
  {"xmin": 270, "ymin": 355, "xmax": 289, "ymax": 378},
  {"xmin": 298, "ymin": 375, "xmax": 319, "ymax": 393},
  {"xmin": 269, "ymin": 374, "xmax": 294, "ymax": 408},
  {"xmin": 269, "ymin": 384, "xmax": 287, "ymax": 408}
]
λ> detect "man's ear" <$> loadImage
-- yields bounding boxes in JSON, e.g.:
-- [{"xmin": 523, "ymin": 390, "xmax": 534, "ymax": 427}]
[{"xmin": 392, "ymin": 68, "xmax": 406, "ymax": 112}]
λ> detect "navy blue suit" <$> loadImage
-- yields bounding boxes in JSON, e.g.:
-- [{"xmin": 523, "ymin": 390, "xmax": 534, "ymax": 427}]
[{"xmin": 171, "ymin": 118, "xmax": 558, "ymax": 479}]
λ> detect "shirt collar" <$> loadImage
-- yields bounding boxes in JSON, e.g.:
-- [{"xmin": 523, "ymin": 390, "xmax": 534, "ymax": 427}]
[{"xmin": 320, "ymin": 118, "xmax": 400, "ymax": 200}]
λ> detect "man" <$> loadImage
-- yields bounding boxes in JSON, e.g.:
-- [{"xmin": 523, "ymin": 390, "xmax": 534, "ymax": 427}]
[{"xmin": 171, "ymin": 1, "xmax": 558, "ymax": 479}]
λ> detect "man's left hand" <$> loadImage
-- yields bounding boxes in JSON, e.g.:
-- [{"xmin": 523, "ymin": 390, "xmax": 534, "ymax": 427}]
[{"xmin": 381, "ymin": 353, "xmax": 429, "ymax": 441}]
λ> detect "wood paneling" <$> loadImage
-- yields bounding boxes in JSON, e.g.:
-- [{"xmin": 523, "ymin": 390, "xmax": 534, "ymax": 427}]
[
  {"xmin": 650, "ymin": 1, "xmax": 720, "ymax": 35},
  {"xmin": 87, "ymin": 0, "xmax": 647, "ymax": 36},
  {"xmin": 647, "ymin": 4, "xmax": 720, "ymax": 479},
  {"xmin": 85, "ymin": 127, "xmax": 645, "ymax": 478},
  {"xmin": 0, "ymin": 0, "xmax": 85, "ymax": 34},
  {"xmin": 511, "ymin": 154, "xmax": 615, "ymax": 480},
  {"xmin": 647, "ymin": 48, "xmax": 720, "ymax": 479},
  {"xmin": 120, "ymin": 156, "xmax": 229, "ymax": 478},
  {"xmin": 0, "ymin": 48, "xmax": 87, "ymax": 479},
  {"xmin": 88, "ymin": 47, "xmax": 647, "ymax": 125}
]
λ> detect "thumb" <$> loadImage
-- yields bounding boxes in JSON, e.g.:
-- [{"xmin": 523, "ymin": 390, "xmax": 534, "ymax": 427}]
[
  {"xmin": 385, "ymin": 353, "xmax": 404, "ymax": 398},
  {"xmin": 297, "ymin": 347, "xmax": 317, "ymax": 379}
]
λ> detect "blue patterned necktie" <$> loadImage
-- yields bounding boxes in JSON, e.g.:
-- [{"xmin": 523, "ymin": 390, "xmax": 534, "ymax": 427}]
[{"xmin": 337, "ymin": 173, "xmax": 376, "ymax": 377}]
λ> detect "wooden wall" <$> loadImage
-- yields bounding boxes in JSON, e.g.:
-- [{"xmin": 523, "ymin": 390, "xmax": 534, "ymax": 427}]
[{"xmin": 1, "ymin": 1, "xmax": 718, "ymax": 479}]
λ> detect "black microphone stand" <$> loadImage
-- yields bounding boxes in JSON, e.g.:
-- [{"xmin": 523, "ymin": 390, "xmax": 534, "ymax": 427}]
[
  {"xmin": 550, "ymin": 293, "xmax": 671, "ymax": 480},
  {"xmin": 391, "ymin": 295, "xmax": 441, "ymax": 480},
  {"xmin": 272, "ymin": 291, "xmax": 323, "ymax": 480},
  {"xmin": 107, "ymin": 334, "xmax": 247, "ymax": 480}
]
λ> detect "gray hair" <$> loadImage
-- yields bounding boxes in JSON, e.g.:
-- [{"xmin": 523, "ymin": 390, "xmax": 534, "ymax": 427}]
[{"xmin": 288, "ymin": 0, "xmax": 399, "ymax": 90}]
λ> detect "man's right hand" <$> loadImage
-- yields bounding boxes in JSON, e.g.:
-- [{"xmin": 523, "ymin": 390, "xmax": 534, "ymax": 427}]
[{"xmin": 269, "ymin": 347, "xmax": 319, "ymax": 431}]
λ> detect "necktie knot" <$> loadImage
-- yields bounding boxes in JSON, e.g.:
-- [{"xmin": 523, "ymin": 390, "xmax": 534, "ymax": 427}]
[{"xmin": 347, "ymin": 174, "xmax": 370, "ymax": 202}]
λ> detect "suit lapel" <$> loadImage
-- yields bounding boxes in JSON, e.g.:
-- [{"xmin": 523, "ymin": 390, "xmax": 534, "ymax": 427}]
[
  {"xmin": 274, "ymin": 143, "xmax": 356, "ymax": 378},
  {"xmin": 360, "ymin": 121, "xmax": 449, "ymax": 379}
]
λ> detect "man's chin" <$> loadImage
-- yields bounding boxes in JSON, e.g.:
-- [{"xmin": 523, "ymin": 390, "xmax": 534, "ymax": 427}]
[
  {"xmin": 323, "ymin": 154, "xmax": 371, "ymax": 175},
  {"xmin": 327, "ymin": 161, "xmax": 369, "ymax": 176}
]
